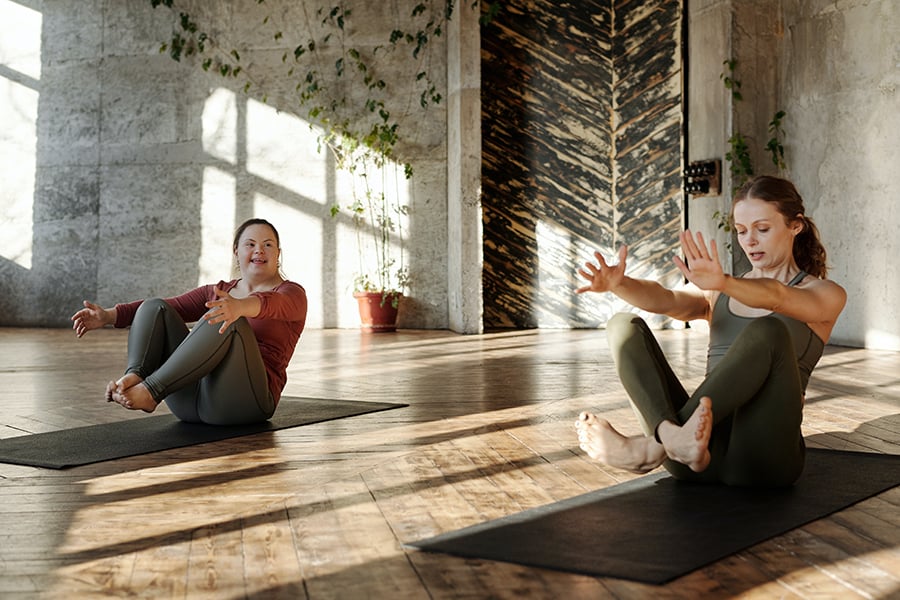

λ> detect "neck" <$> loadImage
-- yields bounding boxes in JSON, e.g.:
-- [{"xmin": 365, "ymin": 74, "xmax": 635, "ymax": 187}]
[
  {"xmin": 240, "ymin": 274, "xmax": 283, "ymax": 293},
  {"xmin": 752, "ymin": 262, "xmax": 801, "ymax": 284}
]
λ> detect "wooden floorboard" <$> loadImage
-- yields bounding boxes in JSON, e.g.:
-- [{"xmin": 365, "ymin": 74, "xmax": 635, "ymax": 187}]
[{"xmin": 0, "ymin": 326, "xmax": 898, "ymax": 599}]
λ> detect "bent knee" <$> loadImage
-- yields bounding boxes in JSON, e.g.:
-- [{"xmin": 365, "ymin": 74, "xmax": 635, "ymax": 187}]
[
  {"xmin": 135, "ymin": 297, "xmax": 169, "ymax": 314},
  {"xmin": 606, "ymin": 312, "xmax": 646, "ymax": 335}
]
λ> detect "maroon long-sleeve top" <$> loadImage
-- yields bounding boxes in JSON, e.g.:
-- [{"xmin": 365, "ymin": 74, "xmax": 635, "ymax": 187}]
[{"xmin": 113, "ymin": 280, "xmax": 308, "ymax": 405}]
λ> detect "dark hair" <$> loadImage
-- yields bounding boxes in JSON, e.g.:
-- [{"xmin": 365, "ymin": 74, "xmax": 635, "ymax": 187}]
[
  {"xmin": 733, "ymin": 176, "xmax": 829, "ymax": 278},
  {"xmin": 232, "ymin": 218, "xmax": 283, "ymax": 276}
]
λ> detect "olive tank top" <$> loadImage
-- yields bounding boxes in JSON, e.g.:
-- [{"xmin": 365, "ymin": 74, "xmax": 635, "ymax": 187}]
[{"xmin": 706, "ymin": 271, "xmax": 825, "ymax": 392}]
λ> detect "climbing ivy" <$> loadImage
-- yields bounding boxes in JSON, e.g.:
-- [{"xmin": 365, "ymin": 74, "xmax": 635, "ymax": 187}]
[{"xmin": 716, "ymin": 59, "xmax": 789, "ymax": 243}]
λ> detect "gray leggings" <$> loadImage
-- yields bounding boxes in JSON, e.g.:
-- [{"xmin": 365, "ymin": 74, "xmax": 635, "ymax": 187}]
[
  {"xmin": 125, "ymin": 298, "xmax": 275, "ymax": 425},
  {"xmin": 607, "ymin": 312, "xmax": 805, "ymax": 487}
]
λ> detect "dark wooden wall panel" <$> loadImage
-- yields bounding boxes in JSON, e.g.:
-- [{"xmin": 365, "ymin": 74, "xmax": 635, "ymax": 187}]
[
  {"xmin": 613, "ymin": 0, "xmax": 684, "ymax": 294},
  {"xmin": 482, "ymin": 0, "xmax": 682, "ymax": 328}
]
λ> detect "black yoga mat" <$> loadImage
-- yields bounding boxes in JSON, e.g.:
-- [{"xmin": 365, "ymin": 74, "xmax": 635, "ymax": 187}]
[
  {"xmin": 0, "ymin": 397, "xmax": 405, "ymax": 469},
  {"xmin": 410, "ymin": 448, "xmax": 900, "ymax": 584}
]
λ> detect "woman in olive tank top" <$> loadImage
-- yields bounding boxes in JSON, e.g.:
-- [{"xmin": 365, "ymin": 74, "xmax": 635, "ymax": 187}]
[{"xmin": 574, "ymin": 176, "xmax": 846, "ymax": 486}]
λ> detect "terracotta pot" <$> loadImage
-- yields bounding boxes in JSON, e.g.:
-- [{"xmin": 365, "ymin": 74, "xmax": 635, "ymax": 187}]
[{"xmin": 353, "ymin": 291, "xmax": 402, "ymax": 333}]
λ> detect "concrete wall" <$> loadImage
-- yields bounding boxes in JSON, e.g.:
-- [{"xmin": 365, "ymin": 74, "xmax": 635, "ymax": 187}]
[
  {"xmin": 687, "ymin": 0, "xmax": 900, "ymax": 350},
  {"xmin": 0, "ymin": 0, "xmax": 450, "ymax": 330},
  {"xmin": 447, "ymin": 0, "xmax": 484, "ymax": 334},
  {"xmin": 780, "ymin": 0, "xmax": 900, "ymax": 349},
  {"xmin": 3, "ymin": 1, "xmax": 898, "ymax": 348}
]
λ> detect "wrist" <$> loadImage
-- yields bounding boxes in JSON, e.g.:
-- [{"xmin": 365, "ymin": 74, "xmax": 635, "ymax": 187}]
[
  {"xmin": 717, "ymin": 274, "xmax": 732, "ymax": 293},
  {"xmin": 242, "ymin": 296, "xmax": 262, "ymax": 319}
]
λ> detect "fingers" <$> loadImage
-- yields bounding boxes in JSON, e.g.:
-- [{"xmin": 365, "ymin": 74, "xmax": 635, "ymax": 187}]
[
  {"xmin": 694, "ymin": 231, "xmax": 710, "ymax": 259},
  {"xmin": 707, "ymin": 237, "xmax": 719, "ymax": 263},
  {"xmin": 681, "ymin": 230, "xmax": 712, "ymax": 260},
  {"xmin": 679, "ymin": 230, "xmax": 697, "ymax": 257},
  {"xmin": 672, "ymin": 255, "xmax": 690, "ymax": 278}
]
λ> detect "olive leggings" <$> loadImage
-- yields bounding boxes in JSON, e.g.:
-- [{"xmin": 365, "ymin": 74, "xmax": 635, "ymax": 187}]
[
  {"xmin": 124, "ymin": 298, "xmax": 275, "ymax": 425},
  {"xmin": 607, "ymin": 312, "xmax": 805, "ymax": 487}
]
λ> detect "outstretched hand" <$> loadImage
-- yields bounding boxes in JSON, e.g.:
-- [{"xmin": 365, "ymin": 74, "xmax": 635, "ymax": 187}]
[
  {"xmin": 673, "ymin": 230, "xmax": 727, "ymax": 291},
  {"xmin": 205, "ymin": 287, "xmax": 243, "ymax": 334},
  {"xmin": 70, "ymin": 300, "xmax": 113, "ymax": 338},
  {"xmin": 576, "ymin": 245, "xmax": 628, "ymax": 294}
]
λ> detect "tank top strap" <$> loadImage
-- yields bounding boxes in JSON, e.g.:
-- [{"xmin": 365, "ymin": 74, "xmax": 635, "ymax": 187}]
[{"xmin": 787, "ymin": 270, "xmax": 808, "ymax": 286}]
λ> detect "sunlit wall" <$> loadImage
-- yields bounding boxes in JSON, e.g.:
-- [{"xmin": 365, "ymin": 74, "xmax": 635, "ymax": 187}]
[
  {"xmin": 197, "ymin": 88, "xmax": 412, "ymax": 329},
  {"xmin": 0, "ymin": 1, "xmax": 39, "ymax": 271}
]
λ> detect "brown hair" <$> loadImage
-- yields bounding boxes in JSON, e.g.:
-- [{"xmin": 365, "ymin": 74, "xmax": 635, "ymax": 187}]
[{"xmin": 733, "ymin": 176, "xmax": 829, "ymax": 278}]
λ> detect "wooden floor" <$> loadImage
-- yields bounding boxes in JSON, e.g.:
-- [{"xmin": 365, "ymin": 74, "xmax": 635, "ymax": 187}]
[{"xmin": 1, "ymin": 326, "xmax": 898, "ymax": 599}]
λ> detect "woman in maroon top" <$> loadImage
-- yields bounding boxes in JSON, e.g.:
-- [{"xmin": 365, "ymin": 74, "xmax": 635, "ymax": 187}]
[{"xmin": 71, "ymin": 219, "xmax": 308, "ymax": 425}]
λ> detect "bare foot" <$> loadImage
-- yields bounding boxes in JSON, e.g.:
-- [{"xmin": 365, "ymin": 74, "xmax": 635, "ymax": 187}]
[
  {"xmin": 109, "ymin": 373, "xmax": 158, "ymax": 413},
  {"xmin": 105, "ymin": 380, "xmax": 117, "ymax": 403},
  {"xmin": 656, "ymin": 396, "xmax": 713, "ymax": 472},
  {"xmin": 575, "ymin": 412, "xmax": 667, "ymax": 473},
  {"xmin": 106, "ymin": 373, "xmax": 140, "ymax": 405}
]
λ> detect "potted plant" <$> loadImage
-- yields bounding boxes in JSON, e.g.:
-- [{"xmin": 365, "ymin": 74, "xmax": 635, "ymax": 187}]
[
  {"xmin": 327, "ymin": 133, "xmax": 410, "ymax": 332},
  {"xmin": 148, "ymin": 1, "xmax": 498, "ymax": 330}
]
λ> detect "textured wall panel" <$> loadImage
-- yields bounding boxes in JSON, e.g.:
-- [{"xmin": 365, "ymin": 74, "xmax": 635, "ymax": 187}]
[{"xmin": 482, "ymin": 0, "xmax": 683, "ymax": 328}]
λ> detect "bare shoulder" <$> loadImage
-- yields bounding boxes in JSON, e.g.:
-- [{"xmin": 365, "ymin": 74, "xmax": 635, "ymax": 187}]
[
  {"xmin": 799, "ymin": 275, "xmax": 845, "ymax": 295},
  {"xmin": 799, "ymin": 275, "xmax": 847, "ymax": 316}
]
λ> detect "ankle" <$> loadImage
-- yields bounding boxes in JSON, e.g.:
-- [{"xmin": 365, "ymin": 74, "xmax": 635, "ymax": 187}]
[{"xmin": 655, "ymin": 420, "xmax": 678, "ymax": 446}]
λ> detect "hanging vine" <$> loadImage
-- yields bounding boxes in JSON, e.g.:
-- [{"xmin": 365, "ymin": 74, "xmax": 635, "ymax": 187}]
[
  {"xmin": 716, "ymin": 58, "xmax": 789, "ymax": 243},
  {"xmin": 147, "ymin": 0, "xmax": 500, "ymax": 295}
]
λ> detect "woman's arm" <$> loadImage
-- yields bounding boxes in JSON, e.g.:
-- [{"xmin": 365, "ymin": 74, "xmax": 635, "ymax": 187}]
[
  {"xmin": 204, "ymin": 282, "xmax": 308, "ymax": 333},
  {"xmin": 252, "ymin": 282, "xmax": 308, "ymax": 322},
  {"xmin": 577, "ymin": 245, "xmax": 711, "ymax": 322},
  {"xmin": 204, "ymin": 288, "xmax": 262, "ymax": 334},
  {"xmin": 675, "ymin": 230, "xmax": 847, "ymax": 334},
  {"xmin": 70, "ymin": 301, "xmax": 117, "ymax": 337},
  {"xmin": 719, "ymin": 276, "xmax": 846, "ymax": 330}
]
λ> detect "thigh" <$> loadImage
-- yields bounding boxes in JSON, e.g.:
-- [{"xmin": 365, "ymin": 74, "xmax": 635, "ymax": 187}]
[
  {"xmin": 606, "ymin": 312, "xmax": 690, "ymax": 437},
  {"xmin": 196, "ymin": 318, "xmax": 274, "ymax": 425},
  {"xmin": 126, "ymin": 298, "xmax": 189, "ymax": 378},
  {"xmin": 684, "ymin": 317, "xmax": 805, "ymax": 486}
]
